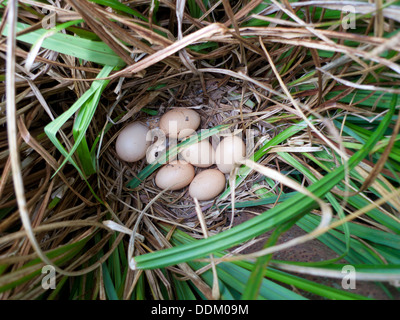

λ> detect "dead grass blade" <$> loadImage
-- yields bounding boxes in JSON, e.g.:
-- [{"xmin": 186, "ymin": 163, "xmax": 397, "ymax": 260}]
[
  {"xmin": 109, "ymin": 23, "xmax": 228, "ymax": 79},
  {"xmin": 67, "ymin": 0, "xmax": 134, "ymax": 65},
  {"xmin": 17, "ymin": 119, "xmax": 96, "ymax": 206}
]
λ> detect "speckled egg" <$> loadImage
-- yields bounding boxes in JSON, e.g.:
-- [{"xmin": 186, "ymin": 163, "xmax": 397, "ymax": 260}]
[
  {"xmin": 115, "ymin": 122, "xmax": 151, "ymax": 162},
  {"xmin": 159, "ymin": 108, "xmax": 200, "ymax": 139},
  {"xmin": 189, "ymin": 169, "xmax": 226, "ymax": 201},
  {"xmin": 155, "ymin": 160, "xmax": 195, "ymax": 191}
]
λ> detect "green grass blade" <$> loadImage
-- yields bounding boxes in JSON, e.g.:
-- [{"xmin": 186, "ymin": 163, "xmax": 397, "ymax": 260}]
[
  {"xmin": 238, "ymin": 261, "xmax": 371, "ymax": 300},
  {"xmin": 72, "ymin": 67, "xmax": 113, "ymax": 176},
  {"xmin": 278, "ymin": 151, "xmax": 351, "ymax": 260},
  {"xmin": 47, "ymin": 275, "xmax": 69, "ymax": 300},
  {"xmin": 101, "ymin": 263, "xmax": 119, "ymax": 300},
  {"xmin": 133, "ymin": 272, "xmax": 146, "ymax": 300},
  {"xmin": 187, "ymin": 261, "xmax": 236, "ymax": 300},
  {"xmin": 241, "ymin": 217, "xmax": 300, "ymax": 300},
  {"xmin": 297, "ymin": 214, "xmax": 386, "ymax": 265},
  {"xmin": 218, "ymin": 261, "xmax": 307, "ymax": 300},
  {"xmin": 1, "ymin": 20, "xmax": 125, "ymax": 67},
  {"xmin": 172, "ymin": 277, "xmax": 197, "ymax": 300},
  {"xmin": 45, "ymin": 65, "xmax": 113, "ymax": 181},
  {"xmin": 335, "ymin": 219, "xmax": 400, "ymax": 250},
  {"xmin": 0, "ymin": 237, "xmax": 89, "ymax": 294}
]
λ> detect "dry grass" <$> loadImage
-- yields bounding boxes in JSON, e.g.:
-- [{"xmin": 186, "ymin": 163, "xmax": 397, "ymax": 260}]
[{"xmin": 1, "ymin": 0, "xmax": 400, "ymax": 300}]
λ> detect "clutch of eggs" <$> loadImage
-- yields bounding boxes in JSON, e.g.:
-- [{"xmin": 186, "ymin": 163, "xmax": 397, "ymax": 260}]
[{"xmin": 115, "ymin": 108, "xmax": 246, "ymax": 201}]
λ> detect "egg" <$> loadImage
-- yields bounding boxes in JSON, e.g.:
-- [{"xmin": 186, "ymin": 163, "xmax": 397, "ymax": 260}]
[
  {"xmin": 115, "ymin": 122, "xmax": 151, "ymax": 162},
  {"xmin": 215, "ymin": 135, "xmax": 246, "ymax": 173},
  {"xmin": 159, "ymin": 108, "xmax": 200, "ymax": 139},
  {"xmin": 155, "ymin": 160, "xmax": 195, "ymax": 191},
  {"xmin": 180, "ymin": 139, "xmax": 215, "ymax": 168},
  {"xmin": 189, "ymin": 169, "xmax": 226, "ymax": 201}
]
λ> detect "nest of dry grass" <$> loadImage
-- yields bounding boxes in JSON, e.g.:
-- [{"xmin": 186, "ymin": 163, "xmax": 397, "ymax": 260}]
[{"xmin": 1, "ymin": 0, "xmax": 400, "ymax": 300}]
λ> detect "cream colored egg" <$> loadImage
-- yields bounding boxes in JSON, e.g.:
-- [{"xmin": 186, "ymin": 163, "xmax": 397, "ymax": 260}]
[
  {"xmin": 155, "ymin": 160, "xmax": 195, "ymax": 191},
  {"xmin": 159, "ymin": 108, "xmax": 200, "ymax": 139},
  {"xmin": 215, "ymin": 135, "xmax": 246, "ymax": 173},
  {"xmin": 115, "ymin": 122, "xmax": 151, "ymax": 162},
  {"xmin": 180, "ymin": 139, "xmax": 215, "ymax": 168},
  {"xmin": 189, "ymin": 169, "xmax": 226, "ymax": 201}
]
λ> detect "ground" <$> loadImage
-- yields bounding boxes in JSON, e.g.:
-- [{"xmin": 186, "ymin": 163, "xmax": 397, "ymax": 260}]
[{"xmin": 233, "ymin": 212, "xmax": 400, "ymax": 300}]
